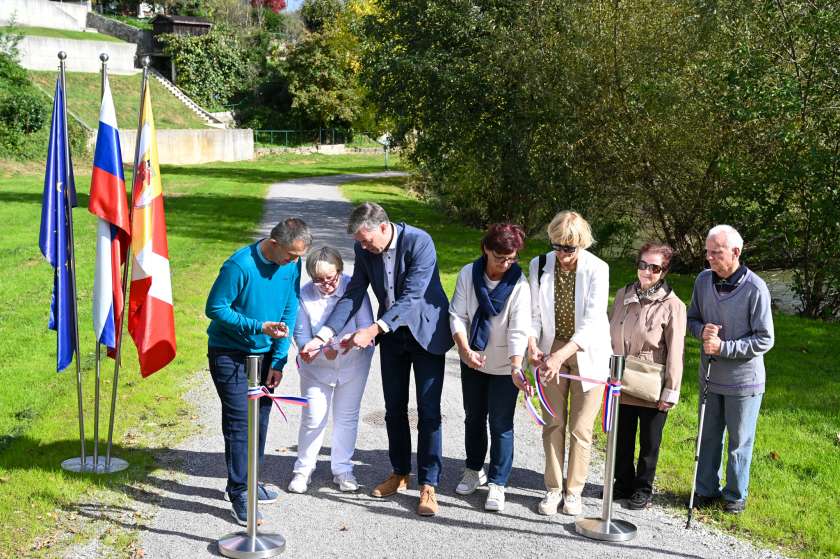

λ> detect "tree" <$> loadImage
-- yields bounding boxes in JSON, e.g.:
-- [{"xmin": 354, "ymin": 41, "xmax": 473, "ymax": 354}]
[{"xmin": 300, "ymin": 0, "xmax": 343, "ymax": 33}]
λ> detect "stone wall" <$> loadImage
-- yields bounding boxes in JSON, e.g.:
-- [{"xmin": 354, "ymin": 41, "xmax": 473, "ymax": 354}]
[
  {"xmin": 86, "ymin": 12, "xmax": 154, "ymax": 56},
  {"xmin": 92, "ymin": 128, "xmax": 254, "ymax": 165}
]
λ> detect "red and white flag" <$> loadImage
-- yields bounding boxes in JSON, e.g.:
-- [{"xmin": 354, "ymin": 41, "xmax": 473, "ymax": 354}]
[{"xmin": 128, "ymin": 82, "xmax": 176, "ymax": 376}]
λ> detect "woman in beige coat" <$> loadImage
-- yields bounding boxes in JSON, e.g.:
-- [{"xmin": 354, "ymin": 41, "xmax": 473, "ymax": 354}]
[{"xmin": 609, "ymin": 242, "xmax": 686, "ymax": 510}]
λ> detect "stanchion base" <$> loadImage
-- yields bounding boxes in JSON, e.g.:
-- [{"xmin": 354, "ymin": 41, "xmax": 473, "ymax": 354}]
[
  {"xmin": 575, "ymin": 517, "xmax": 638, "ymax": 542},
  {"xmin": 218, "ymin": 532, "xmax": 285, "ymax": 558},
  {"xmin": 61, "ymin": 456, "xmax": 129, "ymax": 473}
]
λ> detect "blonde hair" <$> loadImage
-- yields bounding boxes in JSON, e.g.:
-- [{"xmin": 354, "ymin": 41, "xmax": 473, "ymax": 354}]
[
  {"xmin": 547, "ymin": 211, "xmax": 594, "ymax": 249},
  {"xmin": 305, "ymin": 246, "xmax": 344, "ymax": 278}
]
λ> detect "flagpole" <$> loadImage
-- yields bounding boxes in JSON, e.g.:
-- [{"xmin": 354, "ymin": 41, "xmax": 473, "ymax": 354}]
[
  {"xmin": 89, "ymin": 53, "xmax": 110, "ymax": 474},
  {"xmin": 104, "ymin": 55, "xmax": 150, "ymax": 472},
  {"xmin": 57, "ymin": 51, "xmax": 89, "ymax": 473}
]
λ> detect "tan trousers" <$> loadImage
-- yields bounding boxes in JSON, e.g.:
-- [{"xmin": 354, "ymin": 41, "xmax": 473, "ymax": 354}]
[{"xmin": 541, "ymin": 339, "xmax": 605, "ymax": 496}]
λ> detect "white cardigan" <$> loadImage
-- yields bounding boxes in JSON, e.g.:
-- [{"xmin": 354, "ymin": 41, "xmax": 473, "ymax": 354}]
[
  {"xmin": 449, "ymin": 263, "xmax": 531, "ymax": 375},
  {"xmin": 528, "ymin": 250, "xmax": 612, "ymax": 391}
]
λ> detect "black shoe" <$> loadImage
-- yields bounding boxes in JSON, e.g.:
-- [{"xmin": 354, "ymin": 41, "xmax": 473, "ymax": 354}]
[
  {"xmin": 628, "ymin": 490, "xmax": 652, "ymax": 510},
  {"xmin": 724, "ymin": 499, "xmax": 746, "ymax": 514},
  {"xmin": 689, "ymin": 494, "xmax": 720, "ymax": 509}
]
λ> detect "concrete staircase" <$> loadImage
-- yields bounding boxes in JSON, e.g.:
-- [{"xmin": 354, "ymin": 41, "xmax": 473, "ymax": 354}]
[{"xmin": 148, "ymin": 68, "xmax": 227, "ymax": 129}]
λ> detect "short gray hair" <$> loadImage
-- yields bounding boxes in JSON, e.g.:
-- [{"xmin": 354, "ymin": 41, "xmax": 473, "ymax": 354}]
[
  {"xmin": 306, "ymin": 246, "xmax": 344, "ymax": 277},
  {"xmin": 707, "ymin": 224, "xmax": 744, "ymax": 250},
  {"xmin": 347, "ymin": 202, "xmax": 389, "ymax": 234},
  {"xmin": 270, "ymin": 218, "xmax": 312, "ymax": 248}
]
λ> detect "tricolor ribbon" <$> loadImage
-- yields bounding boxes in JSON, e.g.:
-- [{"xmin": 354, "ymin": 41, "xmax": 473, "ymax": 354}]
[
  {"xmin": 516, "ymin": 370, "xmax": 546, "ymax": 426},
  {"xmin": 247, "ymin": 386, "xmax": 308, "ymax": 422},
  {"xmin": 601, "ymin": 382, "xmax": 622, "ymax": 433},
  {"xmin": 534, "ymin": 368, "xmax": 556, "ymax": 418}
]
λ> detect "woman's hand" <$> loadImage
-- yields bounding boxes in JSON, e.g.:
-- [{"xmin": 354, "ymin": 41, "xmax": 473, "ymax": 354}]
[
  {"xmin": 511, "ymin": 368, "xmax": 534, "ymax": 397},
  {"xmin": 540, "ymin": 352, "xmax": 565, "ymax": 383},
  {"xmin": 459, "ymin": 348, "xmax": 486, "ymax": 369},
  {"xmin": 528, "ymin": 339, "xmax": 544, "ymax": 368},
  {"xmin": 657, "ymin": 400, "xmax": 674, "ymax": 412}
]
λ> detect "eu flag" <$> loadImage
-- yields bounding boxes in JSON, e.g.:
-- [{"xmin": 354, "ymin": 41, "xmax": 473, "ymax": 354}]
[{"xmin": 38, "ymin": 78, "xmax": 78, "ymax": 372}]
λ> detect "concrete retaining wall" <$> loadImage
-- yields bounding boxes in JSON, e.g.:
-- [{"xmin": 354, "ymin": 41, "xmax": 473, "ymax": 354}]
[
  {"xmin": 0, "ymin": 0, "xmax": 89, "ymax": 31},
  {"xmin": 17, "ymin": 35, "xmax": 138, "ymax": 74},
  {"xmin": 90, "ymin": 128, "xmax": 254, "ymax": 165}
]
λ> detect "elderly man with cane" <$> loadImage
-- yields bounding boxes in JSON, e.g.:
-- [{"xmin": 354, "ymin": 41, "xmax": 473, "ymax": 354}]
[{"xmin": 686, "ymin": 224, "xmax": 774, "ymax": 516}]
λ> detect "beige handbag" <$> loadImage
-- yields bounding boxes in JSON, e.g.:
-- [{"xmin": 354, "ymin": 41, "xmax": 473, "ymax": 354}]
[
  {"xmin": 621, "ymin": 356, "xmax": 664, "ymax": 402},
  {"xmin": 619, "ymin": 300, "xmax": 665, "ymax": 402}
]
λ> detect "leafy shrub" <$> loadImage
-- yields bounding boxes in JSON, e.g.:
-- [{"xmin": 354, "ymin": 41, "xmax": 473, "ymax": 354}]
[{"xmin": 0, "ymin": 90, "xmax": 46, "ymax": 133}]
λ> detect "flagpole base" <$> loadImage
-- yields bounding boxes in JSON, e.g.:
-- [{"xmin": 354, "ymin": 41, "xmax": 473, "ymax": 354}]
[
  {"xmin": 61, "ymin": 456, "xmax": 129, "ymax": 473},
  {"xmin": 575, "ymin": 517, "xmax": 637, "ymax": 542},
  {"xmin": 218, "ymin": 532, "xmax": 285, "ymax": 558}
]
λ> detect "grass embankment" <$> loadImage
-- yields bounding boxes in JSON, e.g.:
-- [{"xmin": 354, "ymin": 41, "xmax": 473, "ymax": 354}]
[
  {"xmin": 2, "ymin": 26, "xmax": 125, "ymax": 43},
  {"xmin": 340, "ymin": 177, "xmax": 840, "ymax": 559},
  {"xmin": 0, "ymin": 153, "xmax": 393, "ymax": 558},
  {"xmin": 28, "ymin": 71, "xmax": 210, "ymax": 130}
]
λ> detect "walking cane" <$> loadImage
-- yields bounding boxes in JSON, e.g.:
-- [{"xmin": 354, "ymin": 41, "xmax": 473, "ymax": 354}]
[{"xmin": 686, "ymin": 357, "xmax": 714, "ymax": 529}]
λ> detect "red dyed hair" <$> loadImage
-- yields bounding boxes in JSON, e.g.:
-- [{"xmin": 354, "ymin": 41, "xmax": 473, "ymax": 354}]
[
  {"xmin": 638, "ymin": 242, "xmax": 674, "ymax": 271},
  {"xmin": 482, "ymin": 223, "xmax": 526, "ymax": 254}
]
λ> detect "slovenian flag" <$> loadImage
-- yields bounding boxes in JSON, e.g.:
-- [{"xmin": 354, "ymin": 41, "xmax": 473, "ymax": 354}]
[
  {"xmin": 88, "ymin": 74, "xmax": 130, "ymax": 354},
  {"xmin": 127, "ymin": 81, "xmax": 176, "ymax": 376}
]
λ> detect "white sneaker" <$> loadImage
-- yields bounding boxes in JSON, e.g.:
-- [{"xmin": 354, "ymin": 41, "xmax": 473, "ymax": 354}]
[
  {"xmin": 333, "ymin": 471, "xmax": 359, "ymax": 492},
  {"xmin": 485, "ymin": 483, "xmax": 506, "ymax": 512},
  {"xmin": 455, "ymin": 468, "xmax": 487, "ymax": 495},
  {"xmin": 287, "ymin": 473, "xmax": 310, "ymax": 494},
  {"xmin": 562, "ymin": 492, "xmax": 582, "ymax": 515},
  {"xmin": 538, "ymin": 490, "xmax": 563, "ymax": 515}
]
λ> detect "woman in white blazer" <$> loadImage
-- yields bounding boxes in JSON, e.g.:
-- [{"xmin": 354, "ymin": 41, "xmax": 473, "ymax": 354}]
[
  {"xmin": 449, "ymin": 223, "xmax": 531, "ymax": 513},
  {"xmin": 288, "ymin": 247, "xmax": 374, "ymax": 494},
  {"xmin": 526, "ymin": 211, "xmax": 612, "ymax": 516}
]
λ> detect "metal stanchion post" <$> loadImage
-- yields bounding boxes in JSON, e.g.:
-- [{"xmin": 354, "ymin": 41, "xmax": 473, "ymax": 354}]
[
  {"xmin": 575, "ymin": 355, "xmax": 638, "ymax": 542},
  {"xmin": 218, "ymin": 355, "xmax": 285, "ymax": 558}
]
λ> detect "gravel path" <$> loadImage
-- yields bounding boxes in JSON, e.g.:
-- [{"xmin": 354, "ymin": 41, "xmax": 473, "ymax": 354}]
[{"xmin": 139, "ymin": 173, "xmax": 785, "ymax": 559}]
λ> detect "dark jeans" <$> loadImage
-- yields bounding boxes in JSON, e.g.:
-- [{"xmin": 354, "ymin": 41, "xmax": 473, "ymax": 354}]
[
  {"xmin": 208, "ymin": 348, "xmax": 274, "ymax": 499},
  {"xmin": 379, "ymin": 326, "xmax": 445, "ymax": 486},
  {"xmin": 614, "ymin": 403, "xmax": 668, "ymax": 497},
  {"xmin": 460, "ymin": 363, "xmax": 519, "ymax": 486}
]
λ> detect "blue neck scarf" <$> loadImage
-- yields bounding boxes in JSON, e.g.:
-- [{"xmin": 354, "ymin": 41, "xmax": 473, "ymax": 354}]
[{"xmin": 469, "ymin": 256, "xmax": 522, "ymax": 351}]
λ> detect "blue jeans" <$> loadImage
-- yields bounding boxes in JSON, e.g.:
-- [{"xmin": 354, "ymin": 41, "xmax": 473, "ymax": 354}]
[
  {"xmin": 460, "ymin": 364, "xmax": 519, "ymax": 487},
  {"xmin": 208, "ymin": 348, "xmax": 277, "ymax": 499},
  {"xmin": 379, "ymin": 327, "xmax": 445, "ymax": 486},
  {"xmin": 696, "ymin": 392, "xmax": 763, "ymax": 502}
]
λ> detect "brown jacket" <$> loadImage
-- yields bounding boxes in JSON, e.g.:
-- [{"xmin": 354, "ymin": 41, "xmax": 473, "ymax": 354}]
[{"xmin": 608, "ymin": 283, "xmax": 687, "ymax": 408}]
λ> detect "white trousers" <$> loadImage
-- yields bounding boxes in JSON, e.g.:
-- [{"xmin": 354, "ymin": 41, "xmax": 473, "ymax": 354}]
[{"xmin": 293, "ymin": 369, "xmax": 369, "ymax": 476}]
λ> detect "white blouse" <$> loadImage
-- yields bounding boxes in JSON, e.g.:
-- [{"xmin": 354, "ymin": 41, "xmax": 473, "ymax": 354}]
[
  {"xmin": 294, "ymin": 274, "xmax": 374, "ymax": 386},
  {"xmin": 449, "ymin": 263, "xmax": 531, "ymax": 375}
]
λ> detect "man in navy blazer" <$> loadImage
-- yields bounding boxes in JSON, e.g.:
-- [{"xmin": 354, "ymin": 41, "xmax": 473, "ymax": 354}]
[{"xmin": 301, "ymin": 202, "xmax": 452, "ymax": 516}]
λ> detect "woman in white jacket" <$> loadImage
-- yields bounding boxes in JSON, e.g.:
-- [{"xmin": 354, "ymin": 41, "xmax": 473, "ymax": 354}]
[
  {"xmin": 288, "ymin": 247, "xmax": 374, "ymax": 494},
  {"xmin": 449, "ymin": 223, "xmax": 531, "ymax": 512},
  {"xmin": 526, "ymin": 211, "xmax": 612, "ymax": 516}
]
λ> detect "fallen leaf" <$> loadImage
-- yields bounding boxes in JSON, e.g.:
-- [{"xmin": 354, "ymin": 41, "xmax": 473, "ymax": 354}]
[
  {"xmin": 769, "ymin": 451, "xmax": 780, "ymax": 461},
  {"xmin": 339, "ymin": 524, "xmax": 348, "ymax": 531}
]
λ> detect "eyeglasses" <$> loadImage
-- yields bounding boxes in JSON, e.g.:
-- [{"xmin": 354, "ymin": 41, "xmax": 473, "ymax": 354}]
[
  {"xmin": 490, "ymin": 251, "xmax": 519, "ymax": 265},
  {"xmin": 637, "ymin": 260, "xmax": 665, "ymax": 274},
  {"xmin": 550, "ymin": 243, "xmax": 578, "ymax": 254},
  {"xmin": 313, "ymin": 273, "xmax": 340, "ymax": 286}
]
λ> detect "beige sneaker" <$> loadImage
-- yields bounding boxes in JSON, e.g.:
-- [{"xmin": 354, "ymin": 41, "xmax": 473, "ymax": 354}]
[
  {"xmin": 562, "ymin": 492, "xmax": 582, "ymax": 515},
  {"xmin": 417, "ymin": 484, "xmax": 438, "ymax": 516},
  {"xmin": 538, "ymin": 490, "xmax": 563, "ymax": 515},
  {"xmin": 485, "ymin": 483, "xmax": 506, "ymax": 512}
]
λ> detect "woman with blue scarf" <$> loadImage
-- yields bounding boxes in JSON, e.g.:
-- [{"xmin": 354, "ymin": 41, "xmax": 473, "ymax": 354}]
[{"xmin": 449, "ymin": 223, "xmax": 531, "ymax": 512}]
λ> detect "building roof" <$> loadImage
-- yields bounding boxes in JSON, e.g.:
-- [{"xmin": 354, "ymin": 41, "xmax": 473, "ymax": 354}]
[{"xmin": 150, "ymin": 14, "xmax": 213, "ymax": 27}]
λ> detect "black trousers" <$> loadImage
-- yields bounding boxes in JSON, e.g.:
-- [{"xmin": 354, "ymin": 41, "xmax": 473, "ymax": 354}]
[{"xmin": 614, "ymin": 403, "xmax": 668, "ymax": 496}]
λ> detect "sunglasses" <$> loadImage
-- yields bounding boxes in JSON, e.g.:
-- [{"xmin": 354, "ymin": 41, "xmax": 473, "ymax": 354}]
[
  {"xmin": 637, "ymin": 260, "xmax": 665, "ymax": 274},
  {"xmin": 550, "ymin": 243, "xmax": 578, "ymax": 254}
]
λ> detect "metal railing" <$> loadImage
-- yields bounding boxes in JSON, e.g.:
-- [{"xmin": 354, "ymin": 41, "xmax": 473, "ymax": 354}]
[{"xmin": 254, "ymin": 128, "xmax": 381, "ymax": 148}]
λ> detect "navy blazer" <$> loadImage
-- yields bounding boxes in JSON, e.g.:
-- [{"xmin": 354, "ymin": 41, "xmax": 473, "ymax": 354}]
[{"xmin": 325, "ymin": 223, "xmax": 453, "ymax": 355}]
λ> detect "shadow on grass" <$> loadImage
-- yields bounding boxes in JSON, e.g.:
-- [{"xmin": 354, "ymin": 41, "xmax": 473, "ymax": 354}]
[{"xmin": 159, "ymin": 163, "xmax": 390, "ymax": 186}]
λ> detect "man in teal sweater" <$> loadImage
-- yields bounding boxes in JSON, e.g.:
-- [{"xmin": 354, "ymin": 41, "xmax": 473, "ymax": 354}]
[
  {"xmin": 687, "ymin": 224, "xmax": 774, "ymax": 514},
  {"xmin": 206, "ymin": 218, "xmax": 311, "ymax": 525}
]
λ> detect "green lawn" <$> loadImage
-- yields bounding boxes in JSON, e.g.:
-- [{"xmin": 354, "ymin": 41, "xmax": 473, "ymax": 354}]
[
  {"xmin": 29, "ymin": 71, "xmax": 210, "ymax": 130},
  {"xmin": 3, "ymin": 26, "xmax": 125, "ymax": 43},
  {"xmin": 0, "ymin": 153, "xmax": 394, "ymax": 558},
  {"xmin": 341, "ymin": 177, "xmax": 840, "ymax": 559}
]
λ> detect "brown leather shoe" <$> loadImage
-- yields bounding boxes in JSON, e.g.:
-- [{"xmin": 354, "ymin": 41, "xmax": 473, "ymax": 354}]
[
  {"xmin": 417, "ymin": 484, "xmax": 438, "ymax": 516},
  {"xmin": 371, "ymin": 473, "xmax": 409, "ymax": 497}
]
